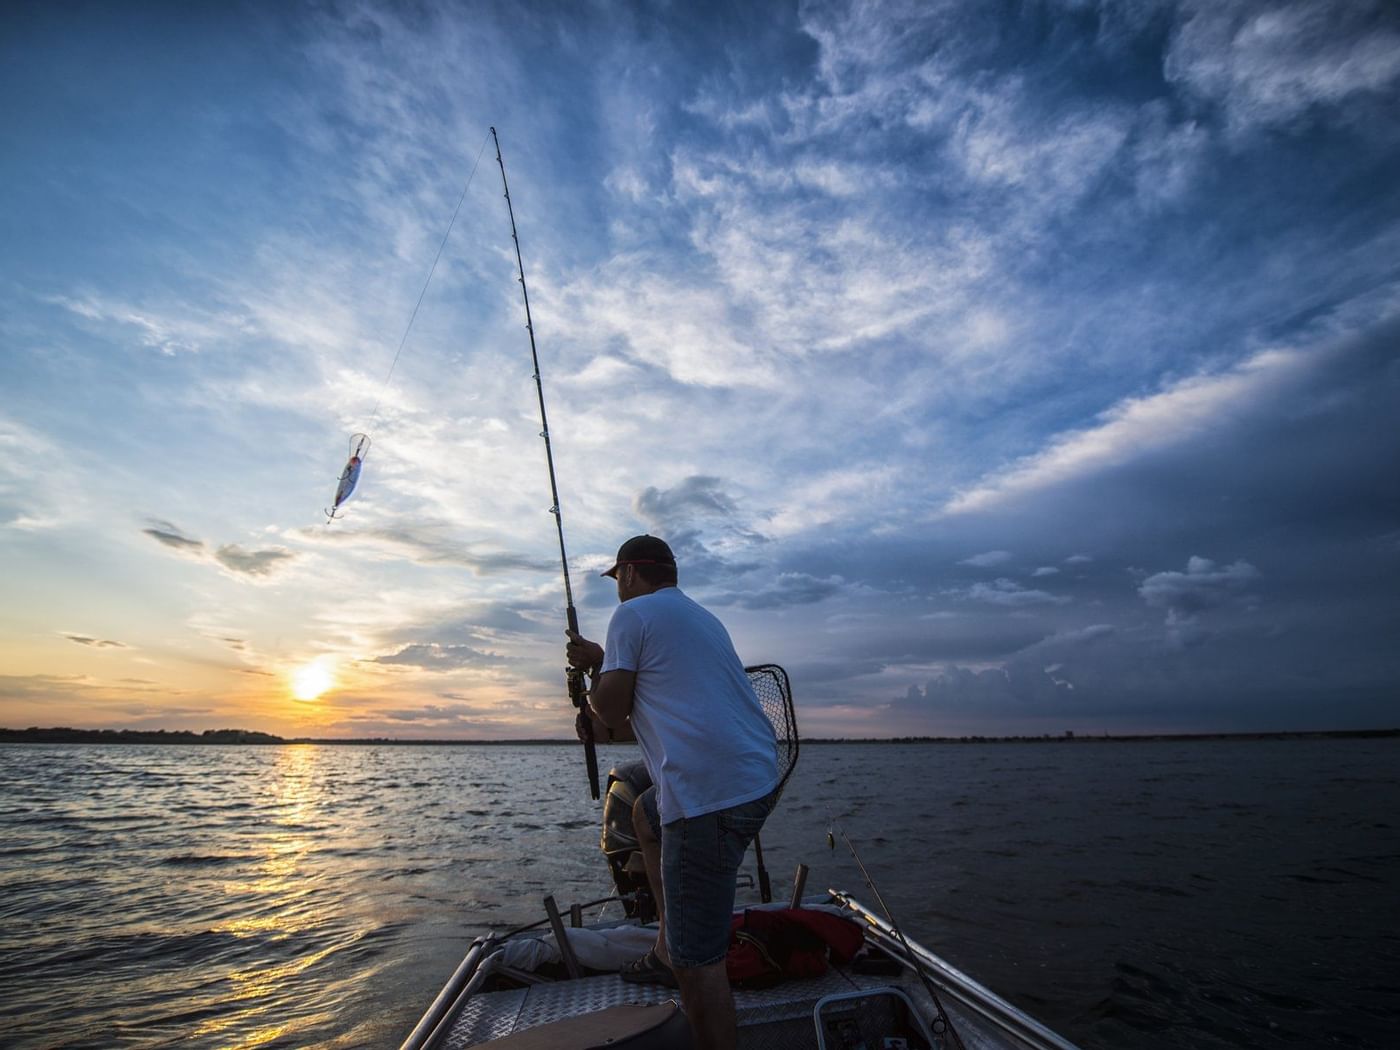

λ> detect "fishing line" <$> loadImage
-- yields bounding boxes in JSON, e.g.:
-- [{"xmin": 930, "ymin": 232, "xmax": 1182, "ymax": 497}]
[
  {"xmin": 828, "ymin": 817, "xmax": 967, "ymax": 1050},
  {"xmin": 366, "ymin": 129, "xmax": 493, "ymax": 431},
  {"xmin": 323, "ymin": 130, "xmax": 490, "ymax": 523}
]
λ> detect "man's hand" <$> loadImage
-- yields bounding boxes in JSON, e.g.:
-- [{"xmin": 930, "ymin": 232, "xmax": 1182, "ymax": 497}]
[
  {"xmin": 576, "ymin": 708, "xmax": 606, "ymax": 743},
  {"xmin": 577, "ymin": 707, "xmax": 634, "ymax": 743},
  {"xmin": 565, "ymin": 629, "xmax": 604, "ymax": 674}
]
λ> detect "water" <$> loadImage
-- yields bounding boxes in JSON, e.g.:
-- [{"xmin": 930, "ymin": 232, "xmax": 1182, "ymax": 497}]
[{"xmin": 1, "ymin": 739, "xmax": 1396, "ymax": 1049}]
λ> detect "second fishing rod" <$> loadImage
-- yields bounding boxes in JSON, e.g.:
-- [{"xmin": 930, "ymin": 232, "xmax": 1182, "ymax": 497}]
[{"xmin": 491, "ymin": 126, "xmax": 599, "ymax": 801}]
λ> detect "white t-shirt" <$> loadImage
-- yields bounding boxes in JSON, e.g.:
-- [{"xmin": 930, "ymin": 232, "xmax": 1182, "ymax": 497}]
[{"xmin": 600, "ymin": 587, "xmax": 780, "ymax": 824}]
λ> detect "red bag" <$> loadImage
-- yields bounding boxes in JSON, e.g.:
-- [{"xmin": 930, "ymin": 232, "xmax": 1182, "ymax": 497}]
[{"xmin": 725, "ymin": 908, "xmax": 865, "ymax": 986}]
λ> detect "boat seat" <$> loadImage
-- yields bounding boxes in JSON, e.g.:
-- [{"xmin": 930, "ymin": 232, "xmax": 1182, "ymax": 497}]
[{"xmin": 471, "ymin": 1001, "xmax": 692, "ymax": 1049}]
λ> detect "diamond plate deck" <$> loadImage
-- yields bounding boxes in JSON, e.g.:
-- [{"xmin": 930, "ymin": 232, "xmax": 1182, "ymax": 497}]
[{"xmin": 442, "ymin": 967, "xmax": 865, "ymax": 1048}]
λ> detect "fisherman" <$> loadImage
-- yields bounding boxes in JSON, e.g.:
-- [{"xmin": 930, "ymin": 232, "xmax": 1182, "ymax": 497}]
[{"xmin": 566, "ymin": 534, "xmax": 780, "ymax": 1050}]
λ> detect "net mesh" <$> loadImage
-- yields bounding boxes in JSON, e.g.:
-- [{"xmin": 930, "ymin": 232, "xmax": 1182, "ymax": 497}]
[{"xmin": 745, "ymin": 664, "xmax": 799, "ymax": 796}]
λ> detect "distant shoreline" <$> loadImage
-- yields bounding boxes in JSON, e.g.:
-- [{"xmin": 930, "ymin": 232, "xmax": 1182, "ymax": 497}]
[{"xmin": 1, "ymin": 726, "xmax": 1396, "ymax": 745}]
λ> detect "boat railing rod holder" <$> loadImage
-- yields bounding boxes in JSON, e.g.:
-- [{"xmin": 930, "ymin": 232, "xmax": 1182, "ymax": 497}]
[
  {"xmin": 831, "ymin": 890, "xmax": 1083, "ymax": 1050},
  {"xmin": 790, "ymin": 863, "xmax": 809, "ymax": 908},
  {"xmin": 398, "ymin": 937, "xmax": 491, "ymax": 1050},
  {"xmin": 544, "ymin": 894, "xmax": 584, "ymax": 979}
]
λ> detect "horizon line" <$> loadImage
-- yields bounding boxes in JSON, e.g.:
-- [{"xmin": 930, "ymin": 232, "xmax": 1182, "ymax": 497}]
[{"xmin": 3, "ymin": 726, "xmax": 1397, "ymax": 745}]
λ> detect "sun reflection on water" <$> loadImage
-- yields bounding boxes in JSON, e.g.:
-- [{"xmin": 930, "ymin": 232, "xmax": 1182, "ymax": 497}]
[{"xmin": 195, "ymin": 746, "xmax": 343, "ymax": 1046}]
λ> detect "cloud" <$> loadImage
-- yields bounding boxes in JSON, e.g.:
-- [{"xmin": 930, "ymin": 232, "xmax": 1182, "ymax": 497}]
[
  {"xmin": 45, "ymin": 292, "xmax": 240, "ymax": 356},
  {"xmin": 0, "ymin": 416, "xmax": 78, "ymax": 530},
  {"xmin": 372, "ymin": 643, "xmax": 507, "ymax": 671},
  {"xmin": 142, "ymin": 522, "xmax": 294, "ymax": 580},
  {"xmin": 1138, "ymin": 556, "xmax": 1261, "ymax": 625},
  {"xmin": 142, "ymin": 520, "xmax": 204, "ymax": 553},
  {"xmin": 376, "ymin": 703, "xmax": 488, "ymax": 724},
  {"xmin": 899, "ymin": 661, "xmax": 1074, "ymax": 715},
  {"xmin": 635, "ymin": 475, "xmax": 740, "ymax": 529},
  {"xmin": 1031, "ymin": 566, "xmax": 1059, "ymax": 578},
  {"xmin": 708, "ymin": 572, "xmax": 846, "ymax": 610},
  {"xmin": 943, "ymin": 346, "xmax": 1313, "ymax": 516},
  {"xmin": 62, "ymin": 634, "xmax": 129, "ymax": 649},
  {"xmin": 960, "ymin": 550, "xmax": 1012, "ymax": 568},
  {"xmin": 965, "ymin": 578, "xmax": 1070, "ymax": 607},
  {"xmin": 1164, "ymin": 0, "xmax": 1400, "ymax": 134},
  {"xmin": 213, "ymin": 544, "xmax": 296, "ymax": 578},
  {"xmin": 628, "ymin": 476, "xmax": 766, "ymax": 578},
  {"xmin": 1048, "ymin": 624, "xmax": 1116, "ymax": 646},
  {"xmin": 307, "ymin": 524, "xmax": 552, "ymax": 574}
]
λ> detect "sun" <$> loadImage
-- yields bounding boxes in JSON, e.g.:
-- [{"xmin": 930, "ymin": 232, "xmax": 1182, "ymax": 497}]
[{"xmin": 291, "ymin": 661, "xmax": 335, "ymax": 702}]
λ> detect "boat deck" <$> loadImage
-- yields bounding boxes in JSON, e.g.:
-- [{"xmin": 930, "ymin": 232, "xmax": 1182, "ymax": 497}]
[
  {"xmin": 442, "ymin": 961, "xmax": 1022, "ymax": 1050},
  {"xmin": 402, "ymin": 893, "xmax": 1079, "ymax": 1050}
]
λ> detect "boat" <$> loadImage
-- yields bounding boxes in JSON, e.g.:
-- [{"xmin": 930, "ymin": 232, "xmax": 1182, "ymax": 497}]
[{"xmin": 399, "ymin": 667, "xmax": 1081, "ymax": 1050}]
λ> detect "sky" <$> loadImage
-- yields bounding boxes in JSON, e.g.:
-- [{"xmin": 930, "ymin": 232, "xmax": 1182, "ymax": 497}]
[{"xmin": 2, "ymin": 0, "xmax": 1398, "ymax": 739}]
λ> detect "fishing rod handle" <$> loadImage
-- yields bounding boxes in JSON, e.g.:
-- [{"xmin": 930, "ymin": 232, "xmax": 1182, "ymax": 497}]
[
  {"xmin": 565, "ymin": 605, "xmax": 600, "ymax": 800},
  {"xmin": 568, "ymin": 667, "xmax": 601, "ymax": 800}
]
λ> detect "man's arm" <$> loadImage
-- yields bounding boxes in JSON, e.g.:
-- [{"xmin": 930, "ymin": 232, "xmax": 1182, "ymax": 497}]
[
  {"xmin": 565, "ymin": 629, "xmax": 636, "ymax": 732},
  {"xmin": 589, "ymin": 669, "xmax": 636, "ymax": 731}
]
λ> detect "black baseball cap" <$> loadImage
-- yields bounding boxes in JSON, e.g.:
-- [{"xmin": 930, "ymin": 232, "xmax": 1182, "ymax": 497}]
[{"xmin": 601, "ymin": 535, "xmax": 676, "ymax": 578}]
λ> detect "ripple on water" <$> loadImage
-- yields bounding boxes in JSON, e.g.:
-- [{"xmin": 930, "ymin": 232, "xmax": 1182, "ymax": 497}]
[{"xmin": 2, "ymin": 739, "xmax": 1398, "ymax": 1050}]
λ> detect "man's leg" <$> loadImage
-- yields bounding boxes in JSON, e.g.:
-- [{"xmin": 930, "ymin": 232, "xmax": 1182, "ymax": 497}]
[
  {"xmin": 660, "ymin": 792, "xmax": 775, "ymax": 1050},
  {"xmin": 633, "ymin": 792, "xmax": 669, "ymax": 966},
  {"xmin": 672, "ymin": 962, "xmax": 737, "ymax": 1050}
]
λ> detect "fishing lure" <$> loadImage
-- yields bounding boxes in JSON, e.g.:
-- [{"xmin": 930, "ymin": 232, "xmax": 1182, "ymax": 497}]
[
  {"xmin": 318, "ymin": 132, "xmax": 491, "ymax": 526},
  {"xmin": 325, "ymin": 433, "xmax": 370, "ymax": 521}
]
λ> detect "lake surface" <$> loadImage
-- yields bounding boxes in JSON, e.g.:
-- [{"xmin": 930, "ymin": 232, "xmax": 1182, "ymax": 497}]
[{"xmin": 1, "ymin": 739, "xmax": 1397, "ymax": 1049}]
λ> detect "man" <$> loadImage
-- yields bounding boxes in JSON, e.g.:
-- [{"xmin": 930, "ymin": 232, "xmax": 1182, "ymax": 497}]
[{"xmin": 566, "ymin": 534, "xmax": 780, "ymax": 1050}]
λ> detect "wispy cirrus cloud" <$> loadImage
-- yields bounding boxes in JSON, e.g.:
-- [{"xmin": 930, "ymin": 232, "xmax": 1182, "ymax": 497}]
[
  {"xmin": 943, "ymin": 346, "xmax": 1314, "ymax": 516},
  {"xmin": 1164, "ymin": 0, "xmax": 1400, "ymax": 134}
]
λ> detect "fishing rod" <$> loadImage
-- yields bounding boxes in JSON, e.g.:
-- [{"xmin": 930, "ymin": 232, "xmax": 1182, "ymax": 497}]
[
  {"xmin": 491, "ymin": 126, "xmax": 600, "ymax": 802},
  {"xmin": 829, "ymin": 821, "xmax": 967, "ymax": 1050}
]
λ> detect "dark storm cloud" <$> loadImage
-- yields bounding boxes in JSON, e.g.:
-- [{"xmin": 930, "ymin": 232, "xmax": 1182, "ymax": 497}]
[
  {"xmin": 1137, "ymin": 557, "xmax": 1261, "ymax": 646},
  {"xmin": 760, "ymin": 309, "xmax": 1400, "ymax": 731},
  {"xmin": 628, "ymin": 476, "xmax": 766, "ymax": 587},
  {"xmin": 708, "ymin": 572, "xmax": 846, "ymax": 610},
  {"xmin": 963, "ymin": 579, "xmax": 1071, "ymax": 608},
  {"xmin": 635, "ymin": 475, "xmax": 738, "ymax": 525}
]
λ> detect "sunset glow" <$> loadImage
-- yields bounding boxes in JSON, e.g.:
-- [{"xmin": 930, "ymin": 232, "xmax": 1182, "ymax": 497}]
[
  {"xmin": 3, "ymin": 2, "xmax": 1398, "ymax": 740},
  {"xmin": 291, "ymin": 663, "xmax": 334, "ymax": 703}
]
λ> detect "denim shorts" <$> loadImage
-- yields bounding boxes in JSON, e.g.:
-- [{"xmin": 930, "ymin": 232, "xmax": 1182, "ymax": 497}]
[{"xmin": 639, "ymin": 786, "xmax": 776, "ymax": 968}]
